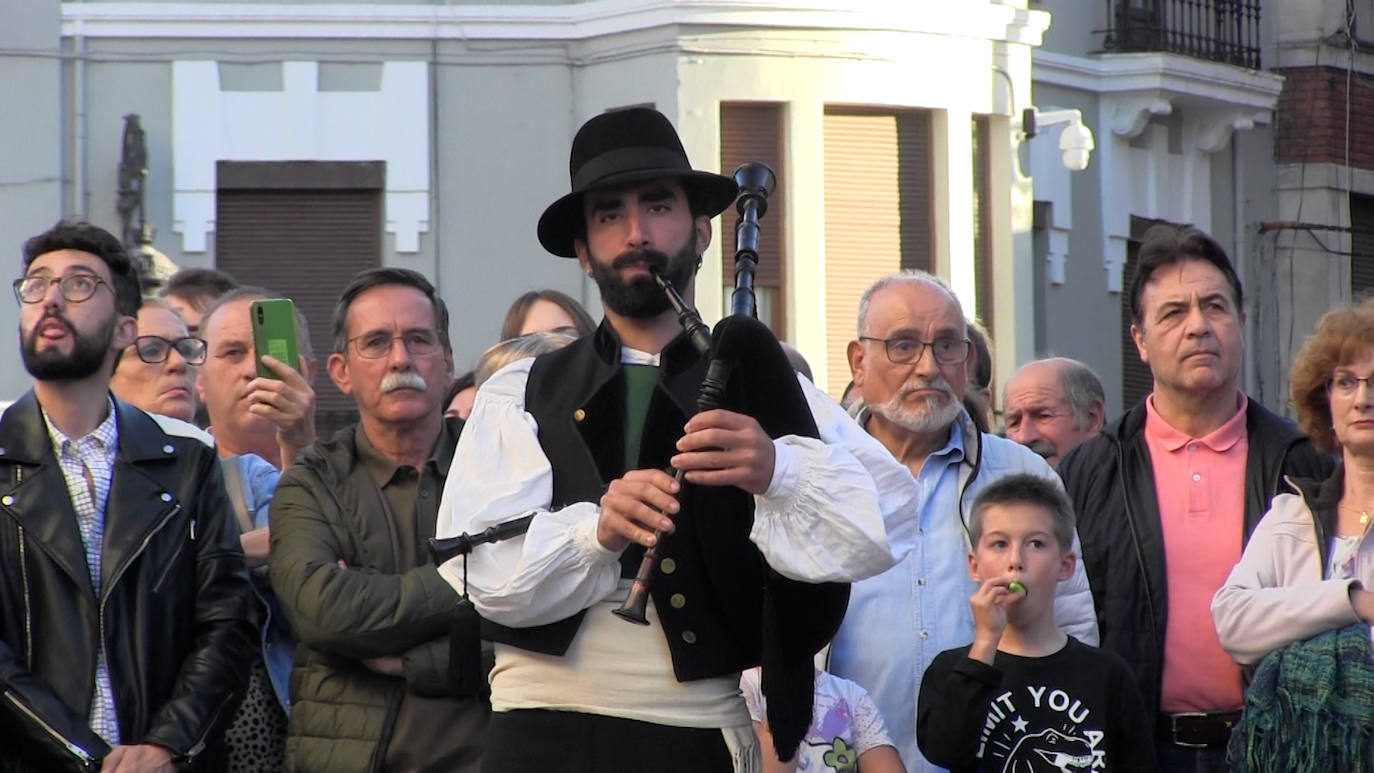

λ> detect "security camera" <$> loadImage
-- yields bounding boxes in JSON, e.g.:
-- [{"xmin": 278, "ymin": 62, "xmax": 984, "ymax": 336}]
[
  {"xmin": 1023, "ymin": 107, "xmax": 1095, "ymax": 172},
  {"xmin": 1058, "ymin": 121, "xmax": 1094, "ymax": 172}
]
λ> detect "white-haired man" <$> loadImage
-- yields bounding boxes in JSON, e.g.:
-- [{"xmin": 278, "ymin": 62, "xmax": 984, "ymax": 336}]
[{"xmin": 828, "ymin": 270, "xmax": 1098, "ymax": 772}]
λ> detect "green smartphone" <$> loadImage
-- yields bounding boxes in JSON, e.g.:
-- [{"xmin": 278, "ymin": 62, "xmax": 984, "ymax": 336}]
[{"xmin": 250, "ymin": 298, "xmax": 301, "ymax": 380}]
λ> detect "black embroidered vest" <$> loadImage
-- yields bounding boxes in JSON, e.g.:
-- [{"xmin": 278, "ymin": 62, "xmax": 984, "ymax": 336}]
[{"xmin": 481, "ymin": 320, "xmax": 848, "ymax": 683}]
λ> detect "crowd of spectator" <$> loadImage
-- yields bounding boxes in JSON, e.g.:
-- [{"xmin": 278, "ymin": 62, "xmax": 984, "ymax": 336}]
[{"xmin": 3, "ymin": 106, "xmax": 1372, "ymax": 773}]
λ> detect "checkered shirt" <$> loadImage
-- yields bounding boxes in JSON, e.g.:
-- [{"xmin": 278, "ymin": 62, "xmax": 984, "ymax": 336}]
[{"xmin": 43, "ymin": 398, "xmax": 120, "ymax": 746}]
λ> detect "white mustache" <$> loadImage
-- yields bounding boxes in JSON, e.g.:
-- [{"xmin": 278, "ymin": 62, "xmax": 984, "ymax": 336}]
[
  {"xmin": 896, "ymin": 376, "xmax": 955, "ymax": 401},
  {"xmin": 381, "ymin": 371, "xmax": 428, "ymax": 393}
]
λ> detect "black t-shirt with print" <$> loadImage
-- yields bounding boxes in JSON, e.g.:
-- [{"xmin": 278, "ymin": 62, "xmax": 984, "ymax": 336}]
[{"xmin": 917, "ymin": 636, "xmax": 1159, "ymax": 772}]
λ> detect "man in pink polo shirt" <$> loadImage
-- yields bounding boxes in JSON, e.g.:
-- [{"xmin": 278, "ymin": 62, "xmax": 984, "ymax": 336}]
[{"xmin": 1057, "ymin": 225, "xmax": 1332, "ymax": 770}]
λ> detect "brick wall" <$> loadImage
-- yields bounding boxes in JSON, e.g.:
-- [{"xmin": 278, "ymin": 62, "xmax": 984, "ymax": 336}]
[{"xmin": 1275, "ymin": 65, "xmax": 1374, "ymax": 168}]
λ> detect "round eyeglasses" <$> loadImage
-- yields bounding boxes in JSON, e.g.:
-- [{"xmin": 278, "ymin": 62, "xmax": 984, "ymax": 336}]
[
  {"xmin": 13, "ymin": 274, "xmax": 109, "ymax": 305},
  {"xmin": 132, "ymin": 335, "xmax": 208, "ymax": 365},
  {"xmin": 348, "ymin": 329, "xmax": 442, "ymax": 359}
]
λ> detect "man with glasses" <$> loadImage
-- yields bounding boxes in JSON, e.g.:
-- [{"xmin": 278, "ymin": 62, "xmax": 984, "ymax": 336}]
[
  {"xmin": 828, "ymin": 269, "xmax": 1098, "ymax": 772},
  {"xmin": 0, "ymin": 220, "xmax": 255, "ymax": 771},
  {"xmin": 268, "ymin": 267, "xmax": 488, "ymax": 772}
]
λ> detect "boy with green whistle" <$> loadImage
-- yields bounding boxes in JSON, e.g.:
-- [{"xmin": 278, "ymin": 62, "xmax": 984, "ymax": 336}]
[{"xmin": 915, "ymin": 475, "xmax": 1159, "ymax": 772}]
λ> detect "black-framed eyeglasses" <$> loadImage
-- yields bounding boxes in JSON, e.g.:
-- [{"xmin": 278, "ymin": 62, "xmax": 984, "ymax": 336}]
[
  {"xmin": 348, "ymin": 329, "xmax": 443, "ymax": 360},
  {"xmin": 12, "ymin": 274, "xmax": 108, "ymax": 305},
  {"xmin": 132, "ymin": 335, "xmax": 208, "ymax": 365},
  {"xmin": 858, "ymin": 335, "xmax": 970, "ymax": 365}
]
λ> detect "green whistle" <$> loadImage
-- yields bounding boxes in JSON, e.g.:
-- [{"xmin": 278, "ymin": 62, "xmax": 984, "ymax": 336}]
[{"xmin": 1008, "ymin": 581, "xmax": 1027, "ymax": 595}]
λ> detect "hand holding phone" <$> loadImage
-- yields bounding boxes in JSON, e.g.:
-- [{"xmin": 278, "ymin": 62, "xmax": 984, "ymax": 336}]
[
  {"xmin": 246, "ymin": 298, "xmax": 315, "ymax": 467},
  {"xmin": 251, "ymin": 299, "xmax": 301, "ymax": 380}
]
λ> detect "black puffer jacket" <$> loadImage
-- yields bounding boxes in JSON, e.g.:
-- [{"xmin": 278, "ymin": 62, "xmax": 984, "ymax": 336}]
[
  {"xmin": 0, "ymin": 392, "xmax": 256, "ymax": 772},
  {"xmin": 1058, "ymin": 397, "xmax": 1333, "ymax": 719}
]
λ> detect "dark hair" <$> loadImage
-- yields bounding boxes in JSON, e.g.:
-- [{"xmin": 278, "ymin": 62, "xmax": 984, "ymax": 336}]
[
  {"xmin": 444, "ymin": 370, "xmax": 476, "ymax": 408},
  {"xmin": 499, "ymin": 289, "xmax": 596, "ymax": 340},
  {"xmin": 22, "ymin": 220, "xmax": 142, "ymax": 318},
  {"xmin": 161, "ymin": 267, "xmax": 239, "ymax": 311},
  {"xmin": 332, "ymin": 268, "xmax": 451, "ymax": 355},
  {"xmin": 964, "ymin": 394, "xmax": 991, "ymax": 434},
  {"xmin": 968, "ymin": 474, "xmax": 1076, "ymax": 553},
  {"xmin": 1129, "ymin": 224, "xmax": 1243, "ymax": 326},
  {"xmin": 966, "ymin": 318, "xmax": 993, "ymax": 391},
  {"xmin": 199, "ymin": 285, "xmax": 316, "ymax": 361}
]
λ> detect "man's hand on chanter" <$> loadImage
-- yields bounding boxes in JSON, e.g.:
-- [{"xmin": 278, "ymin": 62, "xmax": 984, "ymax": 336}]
[
  {"xmin": 672, "ymin": 409, "xmax": 775, "ymax": 495},
  {"xmin": 597, "ymin": 469, "xmax": 680, "ymax": 552}
]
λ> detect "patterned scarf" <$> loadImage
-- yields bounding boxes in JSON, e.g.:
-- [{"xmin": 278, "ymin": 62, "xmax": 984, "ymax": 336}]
[{"xmin": 1228, "ymin": 623, "xmax": 1374, "ymax": 772}]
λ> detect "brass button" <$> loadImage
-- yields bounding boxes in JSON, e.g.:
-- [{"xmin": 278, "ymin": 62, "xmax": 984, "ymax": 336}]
[
  {"xmin": 660, "ymin": 558, "xmax": 676, "ymax": 574},
  {"xmin": 1, "ymin": 495, "xmax": 12, "ymax": 506},
  {"xmin": 682, "ymin": 630, "xmax": 697, "ymax": 644},
  {"xmin": 670, "ymin": 593, "xmax": 686, "ymax": 609},
  {"xmin": 573, "ymin": 408, "xmax": 586, "ymax": 422}
]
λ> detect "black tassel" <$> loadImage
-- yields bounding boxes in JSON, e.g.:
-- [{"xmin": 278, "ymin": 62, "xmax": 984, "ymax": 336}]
[
  {"xmin": 448, "ymin": 597, "xmax": 484, "ymax": 697},
  {"xmin": 760, "ymin": 584, "xmax": 814, "ymax": 762}
]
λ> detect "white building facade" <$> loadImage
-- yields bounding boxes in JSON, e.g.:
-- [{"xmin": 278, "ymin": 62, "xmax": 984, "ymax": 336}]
[{"xmin": 0, "ymin": 0, "xmax": 1051, "ymax": 405}]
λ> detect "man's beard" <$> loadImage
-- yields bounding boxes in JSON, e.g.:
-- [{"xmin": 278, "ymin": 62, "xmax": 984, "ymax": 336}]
[
  {"xmin": 870, "ymin": 375, "xmax": 963, "ymax": 434},
  {"xmin": 589, "ymin": 233, "xmax": 699, "ymax": 319},
  {"xmin": 21, "ymin": 312, "xmax": 115, "ymax": 381}
]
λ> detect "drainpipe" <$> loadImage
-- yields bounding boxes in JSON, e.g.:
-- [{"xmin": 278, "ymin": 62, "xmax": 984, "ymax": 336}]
[
  {"xmin": 1234, "ymin": 138, "xmax": 1258, "ymax": 398},
  {"xmin": 73, "ymin": 21, "xmax": 88, "ymax": 217}
]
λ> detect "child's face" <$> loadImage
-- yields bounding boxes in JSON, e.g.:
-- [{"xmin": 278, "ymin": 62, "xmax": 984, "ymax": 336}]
[{"xmin": 969, "ymin": 502, "xmax": 1076, "ymax": 618}]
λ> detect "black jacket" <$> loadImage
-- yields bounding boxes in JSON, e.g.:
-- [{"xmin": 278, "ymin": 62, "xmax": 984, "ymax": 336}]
[
  {"xmin": 0, "ymin": 393, "xmax": 256, "ymax": 772},
  {"xmin": 1057, "ymin": 397, "xmax": 1332, "ymax": 718}
]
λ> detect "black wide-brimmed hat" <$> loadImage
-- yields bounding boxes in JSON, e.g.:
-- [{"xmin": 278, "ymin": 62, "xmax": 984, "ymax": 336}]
[{"xmin": 537, "ymin": 107, "xmax": 740, "ymax": 258}]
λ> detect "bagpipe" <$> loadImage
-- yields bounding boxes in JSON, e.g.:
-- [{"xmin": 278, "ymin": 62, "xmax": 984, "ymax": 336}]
[{"xmin": 430, "ymin": 163, "xmax": 850, "ymax": 761}]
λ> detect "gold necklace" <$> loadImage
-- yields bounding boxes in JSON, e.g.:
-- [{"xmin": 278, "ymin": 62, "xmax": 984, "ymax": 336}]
[{"xmin": 1338, "ymin": 503, "xmax": 1374, "ymax": 525}]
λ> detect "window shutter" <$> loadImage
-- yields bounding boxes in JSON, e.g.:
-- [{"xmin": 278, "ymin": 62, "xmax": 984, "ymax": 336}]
[
  {"xmin": 823, "ymin": 108, "xmax": 933, "ymax": 398},
  {"xmin": 972, "ymin": 116, "xmax": 993, "ymax": 331},
  {"xmin": 720, "ymin": 103, "xmax": 786, "ymax": 331}
]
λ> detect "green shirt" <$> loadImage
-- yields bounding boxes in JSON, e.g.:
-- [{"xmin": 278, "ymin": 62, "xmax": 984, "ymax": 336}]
[{"xmin": 622, "ymin": 363, "xmax": 662, "ymax": 472}]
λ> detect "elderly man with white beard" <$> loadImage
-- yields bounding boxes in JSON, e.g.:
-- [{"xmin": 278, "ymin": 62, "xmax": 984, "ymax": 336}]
[{"xmin": 827, "ymin": 270, "xmax": 1098, "ymax": 772}]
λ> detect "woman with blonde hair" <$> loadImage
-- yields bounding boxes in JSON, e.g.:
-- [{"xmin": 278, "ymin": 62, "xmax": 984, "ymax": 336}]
[
  {"xmin": 1212, "ymin": 298, "xmax": 1374, "ymax": 769},
  {"xmin": 475, "ymin": 331, "xmax": 576, "ymax": 388}
]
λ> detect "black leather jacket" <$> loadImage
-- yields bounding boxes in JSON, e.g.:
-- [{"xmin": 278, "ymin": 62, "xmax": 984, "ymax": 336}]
[
  {"xmin": 1058, "ymin": 397, "xmax": 1333, "ymax": 719},
  {"xmin": 0, "ymin": 393, "xmax": 256, "ymax": 772}
]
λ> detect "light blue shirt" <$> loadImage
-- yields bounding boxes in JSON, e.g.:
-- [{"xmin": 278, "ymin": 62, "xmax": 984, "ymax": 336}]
[
  {"xmin": 230, "ymin": 452, "xmax": 295, "ymax": 710},
  {"xmin": 829, "ymin": 413, "xmax": 1098, "ymax": 772}
]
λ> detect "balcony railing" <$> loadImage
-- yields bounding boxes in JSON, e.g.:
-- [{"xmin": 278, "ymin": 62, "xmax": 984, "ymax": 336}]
[{"xmin": 1099, "ymin": 0, "xmax": 1262, "ymax": 70}]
